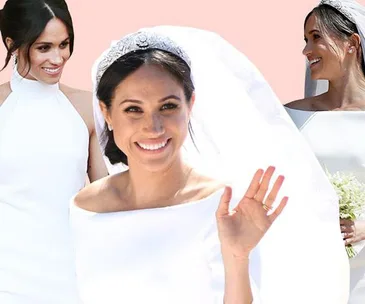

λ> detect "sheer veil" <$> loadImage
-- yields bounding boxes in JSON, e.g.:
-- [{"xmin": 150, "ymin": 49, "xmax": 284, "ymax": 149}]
[{"xmin": 92, "ymin": 26, "xmax": 349, "ymax": 303}]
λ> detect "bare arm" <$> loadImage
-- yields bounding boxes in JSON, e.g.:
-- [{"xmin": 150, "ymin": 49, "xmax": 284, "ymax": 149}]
[
  {"xmin": 88, "ymin": 124, "xmax": 108, "ymax": 182},
  {"xmin": 60, "ymin": 85, "xmax": 108, "ymax": 182},
  {"xmin": 222, "ymin": 251, "xmax": 252, "ymax": 304}
]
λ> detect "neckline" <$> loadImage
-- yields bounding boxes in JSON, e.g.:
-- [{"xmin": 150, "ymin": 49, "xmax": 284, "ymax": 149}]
[
  {"xmin": 71, "ymin": 187, "xmax": 225, "ymax": 217},
  {"xmin": 10, "ymin": 66, "xmax": 59, "ymax": 94},
  {"xmin": 285, "ymin": 106, "xmax": 364, "ymax": 114}
]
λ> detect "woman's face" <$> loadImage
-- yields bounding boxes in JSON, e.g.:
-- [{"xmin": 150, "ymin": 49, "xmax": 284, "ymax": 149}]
[
  {"xmin": 303, "ymin": 14, "xmax": 348, "ymax": 81},
  {"xmin": 101, "ymin": 64, "xmax": 194, "ymax": 172},
  {"xmin": 16, "ymin": 17, "xmax": 71, "ymax": 84}
]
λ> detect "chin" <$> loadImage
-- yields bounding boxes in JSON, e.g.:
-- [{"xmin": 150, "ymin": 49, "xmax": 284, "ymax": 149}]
[
  {"xmin": 136, "ymin": 153, "xmax": 179, "ymax": 173},
  {"xmin": 310, "ymin": 71, "xmax": 325, "ymax": 81},
  {"xmin": 142, "ymin": 161, "xmax": 173, "ymax": 173},
  {"xmin": 39, "ymin": 75, "xmax": 62, "ymax": 85}
]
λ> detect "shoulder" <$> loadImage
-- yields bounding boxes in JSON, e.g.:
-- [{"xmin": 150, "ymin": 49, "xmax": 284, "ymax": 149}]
[
  {"xmin": 60, "ymin": 84, "xmax": 94, "ymax": 133},
  {"xmin": 0, "ymin": 82, "xmax": 11, "ymax": 107},
  {"xmin": 61, "ymin": 85, "xmax": 92, "ymax": 102},
  {"xmin": 73, "ymin": 174, "xmax": 123, "ymax": 213}
]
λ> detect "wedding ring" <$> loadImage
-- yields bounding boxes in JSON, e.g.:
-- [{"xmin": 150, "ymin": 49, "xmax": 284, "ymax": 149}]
[{"xmin": 262, "ymin": 203, "xmax": 272, "ymax": 211}]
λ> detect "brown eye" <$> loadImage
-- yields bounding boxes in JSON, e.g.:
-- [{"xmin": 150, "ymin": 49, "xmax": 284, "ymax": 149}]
[
  {"xmin": 161, "ymin": 103, "xmax": 178, "ymax": 110},
  {"xmin": 125, "ymin": 106, "xmax": 142, "ymax": 113},
  {"xmin": 60, "ymin": 41, "xmax": 70, "ymax": 49},
  {"xmin": 37, "ymin": 45, "xmax": 50, "ymax": 52}
]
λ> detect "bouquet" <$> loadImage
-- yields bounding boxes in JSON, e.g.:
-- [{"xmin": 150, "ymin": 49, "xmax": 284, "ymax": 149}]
[{"xmin": 327, "ymin": 170, "xmax": 365, "ymax": 258}]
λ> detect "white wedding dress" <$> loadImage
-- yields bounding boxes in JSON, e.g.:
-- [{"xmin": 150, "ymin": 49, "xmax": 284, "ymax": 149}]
[
  {"xmin": 286, "ymin": 107, "xmax": 365, "ymax": 304},
  {"xmin": 0, "ymin": 70, "xmax": 88, "ymax": 303},
  {"xmin": 70, "ymin": 189, "xmax": 261, "ymax": 304}
]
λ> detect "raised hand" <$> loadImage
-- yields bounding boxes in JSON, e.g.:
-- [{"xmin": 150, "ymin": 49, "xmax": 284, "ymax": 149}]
[{"xmin": 216, "ymin": 166, "xmax": 288, "ymax": 259}]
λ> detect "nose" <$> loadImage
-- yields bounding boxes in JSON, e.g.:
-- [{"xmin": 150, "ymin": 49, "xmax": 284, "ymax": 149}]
[
  {"xmin": 49, "ymin": 49, "xmax": 63, "ymax": 65},
  {"xmin": 143, "ymin": 113, "xmax": 165, "ymax": 136},
  {"xmin": 302, "ymin": 42, "xmax": 312, "ymax": 57}
]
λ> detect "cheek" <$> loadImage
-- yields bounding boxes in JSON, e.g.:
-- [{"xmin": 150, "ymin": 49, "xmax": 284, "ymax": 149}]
[
  {"xmin": 61, "ymin": 47, "xmax": 71, "ymax": 60},
  {"xmin": 321, "ymin": 42, "xmax": 343, "ymax": 58},
  {"xmin": 168, "ymin": 112, "xmax": 189, "ymax": 136},
  {"xmin": 28, "ymin": 52, "xmax": 49, "ymax": 71},
  {"xmin": 111, "ymin": 126, "xmax": 130, "ymax": 153},
  {"xmin": 316, "ymin": 43, "xmax": 328, "ymax": 53},
  {"xmin": 29, "ymin": 50, "xmax": 43, "ymax": 63},
  {"xmin": 110, "ymin": 115, "xmax": 136, "ymax": 145}
]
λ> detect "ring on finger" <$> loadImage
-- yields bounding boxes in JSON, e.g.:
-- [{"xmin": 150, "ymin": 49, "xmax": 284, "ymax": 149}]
[{"xmin": 262, "ymin": 203, "xmax": 272, "ymax": 212}]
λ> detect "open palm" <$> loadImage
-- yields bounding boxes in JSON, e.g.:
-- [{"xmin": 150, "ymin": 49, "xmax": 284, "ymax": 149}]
[{"xmin": 216, "ymin": 166, "xmax": 288, "ymax": 258}]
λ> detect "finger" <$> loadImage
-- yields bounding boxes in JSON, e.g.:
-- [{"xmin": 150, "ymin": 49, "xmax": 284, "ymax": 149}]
[
  {"xmin": 340, "ymin": 225, "xmax": 355, "ymax": 233},
  {"xmin": 216, "ymin": 186, "xmax": 232, "ymax": 217},
  {"xmin": 345, "ymin": 238, "xmax": 356, "ymax": 246},
  {"xmin": 343, "ymin": 232, "xmax": 354, "ymax": 240},
  {"xmin": 269, "ymin": 196, "xmax": 289, "ymax": 222},
  {"xmin": 340, "ymin": 219, "xmax": 354, "ymax": 226},
  {"xmin": 254, "ymin": 166, "xmax": 276, "ymax": 202},
  {"xmin": 264, "ymin": 175, "xmax": 285, "ymax": 208},
  {"xmin": 244, "ymin": 169, "xmax": 264, "ymax": 199}
]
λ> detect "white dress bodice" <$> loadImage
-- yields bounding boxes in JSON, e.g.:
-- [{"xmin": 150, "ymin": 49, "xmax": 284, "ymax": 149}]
[
  {"xmin": 286, "ymin": 107, "xmax": 365, "ymax": 304},
  {"xmin": 0, "ymin": 70, "xmax": 89, "ymax": 303},
  {"xmin": 70, "ymin": 190, "xmax": 261, "ymax": 304}
]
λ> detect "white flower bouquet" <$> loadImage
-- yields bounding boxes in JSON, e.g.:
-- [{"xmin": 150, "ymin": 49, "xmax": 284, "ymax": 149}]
[{"xmin": 327, "ymin": 171, "xmax": 365, "ymax": 258}]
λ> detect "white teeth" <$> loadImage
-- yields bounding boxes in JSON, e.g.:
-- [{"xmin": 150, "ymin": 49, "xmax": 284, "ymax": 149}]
[
  {"xmin": 138, "ymin": 140, "xmax": 168, "ymax": 151},
  {"xmin": 43, "ymin": 67, "xmax": 61, "ymax": 73},
  {"xmin": 309, "ymin": 58, "xmax": 320, "ymax": 65}
]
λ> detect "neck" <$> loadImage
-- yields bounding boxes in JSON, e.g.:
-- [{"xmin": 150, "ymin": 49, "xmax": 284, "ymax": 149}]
[
  {"xmin": 125, "ymin": 155, "xmax": 194, "ymax": 208},
  {"xmin": 326, "ymin": 64, "xmax": 365, "ymax": 109}
]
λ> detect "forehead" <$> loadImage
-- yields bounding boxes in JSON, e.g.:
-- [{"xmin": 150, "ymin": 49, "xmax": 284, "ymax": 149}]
[
  {"xmin": 305, "ymin": 14, "xmax": 319, "ymax": 32},
  {"xmin": 35, "ymin": 18, "xmax": 69, "ymax": 43},
  {"xmin": 114, "ymin": 64, "xmax": 184, "ymax": 99}
]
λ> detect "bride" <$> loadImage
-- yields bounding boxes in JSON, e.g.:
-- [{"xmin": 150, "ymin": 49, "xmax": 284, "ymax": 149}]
[
  {"xmin": 286, "ymin": 1, "xmax": 365, "ymax": 302},
  {"xmin": 71, "ymin": 26, "xmax": 349, "ymax": 303}
]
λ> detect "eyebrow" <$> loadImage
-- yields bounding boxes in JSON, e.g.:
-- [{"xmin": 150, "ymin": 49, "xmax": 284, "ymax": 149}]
[
  {"xmin": 119, "ymin": 94, "xmax": 182, "ymax": 106},
  {"xmin": 304, "ymin": 29, "xmax": 320, "ymax": 40},
  {"xmin": 34, "ymin": 37, "xmax": 70, "ymax": 45}
]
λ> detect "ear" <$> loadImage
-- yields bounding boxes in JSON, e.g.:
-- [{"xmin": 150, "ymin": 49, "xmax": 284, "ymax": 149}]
[
  {"xmin": 99, "ymin": 101, "xmax": 112, "ymax": 126},
  {"xmin": 348, "ymin": 33, "xmax": 361, "ymax": 53},
  {"xmin": 5, "ymin": 37, "xmax": 17, "ymax": 55}
]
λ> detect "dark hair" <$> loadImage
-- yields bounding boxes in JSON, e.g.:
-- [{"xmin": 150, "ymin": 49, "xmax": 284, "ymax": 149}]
[
  {"xmin": 0, "ymin": 0, "xmax": 74, "ymax": 72},
  {"xmin": 305, "ymin": 4, "xmax": 365, "ymax": 77},
  {"xmin": 97, "ymin": 49, "xmax": 195, "ymax": 166}
]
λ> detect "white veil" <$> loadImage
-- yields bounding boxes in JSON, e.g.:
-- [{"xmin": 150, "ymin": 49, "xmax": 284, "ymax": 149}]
[
  {"xmin": 305, "ymin": 0, "xmax": 365, "ymax": 97},
  {"xmin": 92, "ymin": 26, "xmax": 349, "ymax": 303}
]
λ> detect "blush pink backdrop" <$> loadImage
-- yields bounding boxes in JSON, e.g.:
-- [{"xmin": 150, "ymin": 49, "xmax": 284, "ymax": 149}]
[{"xmin": 0, "ymin": 0, "xmax": 364, "ymax": 103}]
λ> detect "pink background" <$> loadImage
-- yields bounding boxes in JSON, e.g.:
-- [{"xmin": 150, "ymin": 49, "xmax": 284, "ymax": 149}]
[{"xmin": 0, "ymin": 0, "xmax": 364, "ymax": 103}]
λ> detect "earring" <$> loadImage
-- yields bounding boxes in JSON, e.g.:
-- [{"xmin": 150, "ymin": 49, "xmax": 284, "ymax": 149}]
[
  {"xmin": 108, "ymin": 124, "xmax": 113, "ymax": 131},
  {"xmin": 349, "ymin": 47, "xmax": 355, "ymax": 54},
  {"xmin": 11, "ymin": 53, "xmax": 17, "ymax": 68}
]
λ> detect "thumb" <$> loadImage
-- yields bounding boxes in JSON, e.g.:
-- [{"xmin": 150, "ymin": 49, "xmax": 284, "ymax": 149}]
[{"xmin": 216, "ymin": 186, "xmax": 232, "ymax": 217}]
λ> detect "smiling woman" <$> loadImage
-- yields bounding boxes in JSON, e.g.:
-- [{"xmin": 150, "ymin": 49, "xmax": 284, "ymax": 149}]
[
  {"xmin": 67, "ymin": 27, "xmax": 350, "ymax": 304},
  {"xmin": 0, "ymin": 0, "xmax": 107, "ymax": 303},
  {"xmin": 97, "ymin": 49, "xmax": 194, "ymax": 169},
  {"xmin": 16, "ymin": 18, "xmax": 71, "ymax": 82},
  {"xmin": 0, "ymin": 0, "xmax": 74, "ymax": 82},
  {"xmin": 285, "ymin": 1, "xmax": 365, "ymax": 303}
]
